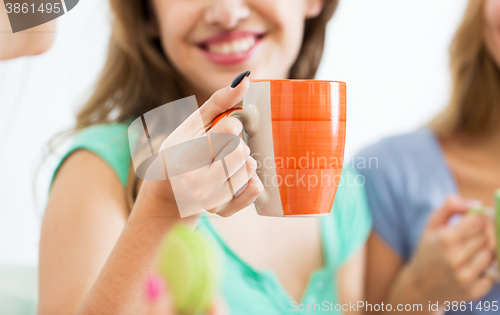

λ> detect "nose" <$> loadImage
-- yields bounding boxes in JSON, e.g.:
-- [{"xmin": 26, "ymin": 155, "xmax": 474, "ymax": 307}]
[{"xmin": 204, "ymin": 0, "xmax": 251, "ymax": 29}]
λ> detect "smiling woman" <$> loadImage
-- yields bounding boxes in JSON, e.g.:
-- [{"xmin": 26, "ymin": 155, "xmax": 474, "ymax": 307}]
[
  {"xmin": 74, "ymin": 0, "xmax": 338, "ymax": 131},
  {"xmin": 150, "ymin": 0, "xmax": 326, "ymax": 99},
  {"xmin": 38, "ymin": 1, "xmax": 373, "ymax": 314}
]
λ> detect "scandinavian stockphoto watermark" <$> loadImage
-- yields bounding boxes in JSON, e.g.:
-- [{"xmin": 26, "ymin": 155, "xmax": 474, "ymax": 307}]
[
  {"xmin": 2, "ymin": 0, "xmax": 78, "ymax": 33},
  {"xmin": 128, "ymin": 96, "xmax": 379, "ymax": 218},
  {"xmin": 252, "ymin": 153, "xmax": 377, "ymax": 190}
]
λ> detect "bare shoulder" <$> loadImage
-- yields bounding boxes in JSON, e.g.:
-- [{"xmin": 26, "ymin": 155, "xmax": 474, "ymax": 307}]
[
  {"xmin": 48, "ymin": 149, "xmax": 129, "ymax": 218},
  {"xmin": 39, "ymin": 150, "xmax": 130, "ymax": 313}
]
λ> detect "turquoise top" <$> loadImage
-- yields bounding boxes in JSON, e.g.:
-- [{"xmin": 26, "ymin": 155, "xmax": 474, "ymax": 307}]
[{"xmin": 51, "ymin": 123, "xmax": 372, "ymax": 314}]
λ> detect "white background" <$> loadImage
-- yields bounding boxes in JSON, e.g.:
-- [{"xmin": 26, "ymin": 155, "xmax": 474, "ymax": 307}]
[{"xmin": 0, "ymin": 0, "xmax": 468, "ymax": 266}]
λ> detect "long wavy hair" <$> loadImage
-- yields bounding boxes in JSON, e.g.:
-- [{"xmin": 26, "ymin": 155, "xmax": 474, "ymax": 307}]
[
  {"xmin": 75, "ymin": 0, "xmax": 339, "ymax": 131},
  {"xmin": 432, "ymin": 0, "xmax": 500, "ymax": 137}
]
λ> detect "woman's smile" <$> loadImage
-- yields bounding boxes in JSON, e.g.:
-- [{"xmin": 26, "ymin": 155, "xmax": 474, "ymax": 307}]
[
  {"xmin": 195, "ymin": 30, "xmax": 267, "ymax": 65},
  {"xmin": 151, "ymin": 0, "xmax": 325, "ymax": 99}
]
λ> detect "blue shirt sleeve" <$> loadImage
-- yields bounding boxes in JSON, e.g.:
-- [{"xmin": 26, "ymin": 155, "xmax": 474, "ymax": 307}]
[{"xmin": 355, "ymin": 140, "xmax": 411, "ymax": 260}]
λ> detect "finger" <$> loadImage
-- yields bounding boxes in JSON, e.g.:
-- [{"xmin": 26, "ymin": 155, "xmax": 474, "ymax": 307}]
[
  {"xmin": 145, "ymin": 275, "xmax": 175, "ymax": 315},
  {"xmin": 208, "ymin": 116, "xmax": 243, "ymax": 137},
  {"xmin": 468, "ymin": 275, "xmax": 496, "ymax": 301},
  {"xmin": 201, "ymin": 156, "xmax": 254, "ymax": 208},
  {"xmin": 427, "ymin": 196, "xmax": 470, "ymax": 229},
  {"xmin": 452, "ymin": 215, "xmax": 485, "ymax": 241},
  {"xmin": 228, "ymin": 157, "xmax": 257, "ymax": 193},
  {"xmin": 485, "ymin": 262, "xmax": 500, "ymax": 282},
  {"xmin": 199, "ymin": 72, "xmax": 250, "ymax": 128},
  {"xmin": 209, "ymin": 134, "xmax": 249, "ymax": 177},
  {"xmin": 460, "ymin": 249, "xmax": 494, "ymax": 284},
  {"xmin": 454, "ymin": 234, "xmax": 488, "ymax": 266},
  {"xmin": 215, "ymin": 172, "xmax": 264, "ymax": 217},
  {"xmin": 483, "ymin": 217, "xmax": 497, "ymax": 253}
]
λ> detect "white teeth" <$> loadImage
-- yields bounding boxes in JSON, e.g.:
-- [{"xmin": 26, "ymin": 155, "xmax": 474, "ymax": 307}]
[
  {"xmin": 232, "ymin": 41, "xmax": 242, "ymax": 52},
  {"xmin": 222, "ymin": 44, "xmax": 231, "ymax": 54},
  {"xmin": 208, "ymin": 36, "xmax": 257, "ymax": 55}
]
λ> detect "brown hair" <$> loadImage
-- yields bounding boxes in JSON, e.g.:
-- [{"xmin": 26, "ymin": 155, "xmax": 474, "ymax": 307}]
[
  {"xmin": 75, "ymin": 0, "xmax": 339, "ymax": 131},
  {"xmin": 432, "ymin": 0, "xmax": 500, "ymax": 137}
]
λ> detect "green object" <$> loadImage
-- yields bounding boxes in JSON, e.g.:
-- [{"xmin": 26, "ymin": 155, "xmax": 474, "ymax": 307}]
[
  {"xmin": 467, "ymin": 205, "xmax": 489, "ymax": 216},
  {"xmin": 52, "ymin": 123, "xmax": 373, "ymax": 314},
  {"xmin": 466, "ymin": 192, "xmax": 500, "ymax": 280},
  {"xmin": 157, "ymin": 225, "xmax": 220, "ymax": 315}
]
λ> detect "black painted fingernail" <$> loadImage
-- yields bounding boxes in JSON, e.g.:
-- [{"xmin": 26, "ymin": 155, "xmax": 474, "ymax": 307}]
[{"xmin": 231, "ymin": 71, "xmax": 251, "ymax": 88}]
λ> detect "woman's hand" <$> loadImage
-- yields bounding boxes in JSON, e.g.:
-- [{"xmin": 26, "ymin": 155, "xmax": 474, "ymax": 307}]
[
  {"xmin": 145, "ymin": 275, "xmax": 227, "ymax": 315},
  {"xmin": 140, "ymin": 72, "xmax": 263, "ymax": 218},
  {"xmin": 402, "ymin": 196, "xmax": 496, "ymax": 304},
  {"xmin": 39, "ymin": 73, "xmax": 261, "ymax": 315}
]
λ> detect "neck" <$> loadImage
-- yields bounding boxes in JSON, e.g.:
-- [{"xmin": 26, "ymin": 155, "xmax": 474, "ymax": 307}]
[
  {"xmin": 489, "ymin": 125, "xmax": 500, "ymax": 154},
  {"xmin": 447, "ymin": 125, "xmax": 500, "ymax": 158}
]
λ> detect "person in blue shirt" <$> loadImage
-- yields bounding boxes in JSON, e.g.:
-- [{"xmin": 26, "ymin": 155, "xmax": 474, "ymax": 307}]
[{"xmin": 357, "ymin": 0, "xmax": 500, "ymax": 314}]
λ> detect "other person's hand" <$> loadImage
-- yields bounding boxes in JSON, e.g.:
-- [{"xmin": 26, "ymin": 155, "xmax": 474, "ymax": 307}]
[{"xmin": 406, "ymin": 196, "xmax": 496, "ymax": 303}]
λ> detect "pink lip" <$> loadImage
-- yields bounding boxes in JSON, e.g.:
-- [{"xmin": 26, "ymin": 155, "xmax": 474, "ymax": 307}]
[{"xmin": 195, "ymin": 31, "xmax": 265, "ymax": 66}]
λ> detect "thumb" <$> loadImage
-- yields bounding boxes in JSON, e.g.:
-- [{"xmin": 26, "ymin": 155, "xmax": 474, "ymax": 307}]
[
  {"xmin": 198, "ymin": 71, "xmax": 251, "ymax": 128},
  {"xmin": 159, "ymin": 71, "xmax": 250, "ymax": 150},
  {"xmin": 427, "ymin": 195, "xmax": 470, "ymax": 230}
]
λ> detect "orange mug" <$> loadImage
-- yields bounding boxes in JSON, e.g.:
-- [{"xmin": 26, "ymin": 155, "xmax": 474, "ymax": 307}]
[{"xmin": 214, "ymin": 80, "xmax": 346, "ymax": 217}]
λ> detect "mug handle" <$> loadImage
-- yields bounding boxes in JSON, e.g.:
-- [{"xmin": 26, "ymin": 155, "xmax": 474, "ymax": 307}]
[
  {"xmin": 210, "ymin": 104, "xmax": 259, "ymax": 136},
  {"xmin": 210, "ymin": 104, "xmax": 270, "ymax": 207}
]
